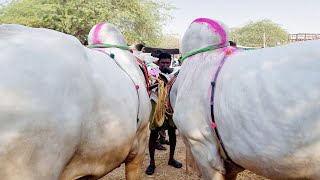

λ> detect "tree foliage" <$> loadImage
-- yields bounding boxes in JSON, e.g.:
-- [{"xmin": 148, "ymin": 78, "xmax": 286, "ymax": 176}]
[
  {"xmin": 0, "ymin": 0, "xmax": 174, "ymax": 45},
  {"xmin": 157, "ymin": 33, "xmax": 180, "ymax": 49},
  {"xmin": 230, "ymin": 19, "xmax": 288, "ymax": 47}
]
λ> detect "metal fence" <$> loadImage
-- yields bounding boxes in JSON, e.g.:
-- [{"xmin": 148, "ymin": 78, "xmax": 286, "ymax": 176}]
[{"xmin": 288, "ymin": 33, "xmax": 320, "ymax": 43}]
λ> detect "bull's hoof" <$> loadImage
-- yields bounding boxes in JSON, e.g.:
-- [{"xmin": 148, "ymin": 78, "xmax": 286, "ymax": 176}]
[
  {"xmin": 145, "ymin": 164, "xmax": 156, "ymax": 175},
  {"xmin": 168, "ymin": 159, "xmax": 182, "ymax": 168}
]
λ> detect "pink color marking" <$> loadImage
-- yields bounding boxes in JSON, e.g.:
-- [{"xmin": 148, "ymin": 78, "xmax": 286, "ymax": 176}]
[
  {"xmin": 93, "ymin": 22, "xmax": 105, "ymax": 45},
  {"xmin": 211, "ymin": 122, "xmax": 217, "ymax": 129},
  {"xmin": 192, "ymin": 18, "xmax": 227, "ymax": 45},
  {"xmin": 135, "ymin": 85, "xmax": 140, "ymax": 90},
  {"xmin": 222, "ymin": 46, "xmax": 238, "ymax": 55},
  {"xmin": 148, "ymin": 68, "xmax": 160, "ymax": 78}
]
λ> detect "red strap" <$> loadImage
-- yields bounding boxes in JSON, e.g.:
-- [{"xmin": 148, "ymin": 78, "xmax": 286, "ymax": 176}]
[
  {"xmin": 135, "ymin": 57, "xmax": 151, "ymax": 96},
  {"xmin": 166, "ymin": 74, "xmax": 178, "ymax": 113}
]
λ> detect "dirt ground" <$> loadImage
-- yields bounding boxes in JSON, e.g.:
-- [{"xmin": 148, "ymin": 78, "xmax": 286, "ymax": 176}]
[{"xmin": 100, "ymin": 132, "xmax": 269, "ymax": 180}]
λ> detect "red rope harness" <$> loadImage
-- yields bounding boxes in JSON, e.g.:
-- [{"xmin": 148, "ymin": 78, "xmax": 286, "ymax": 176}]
[
  {"xmin": 166, "ymin": 72, "xmax": 179, "ymax": 113},
  {"xmin": 135, "ymin": 57, "xmax": 151, "ymax": 96}
]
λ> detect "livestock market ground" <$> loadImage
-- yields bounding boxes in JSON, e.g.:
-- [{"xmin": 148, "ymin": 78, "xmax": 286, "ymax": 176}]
[{"xmin": 101, "ymin": 132, "xmax": 268, "ymax": 180}]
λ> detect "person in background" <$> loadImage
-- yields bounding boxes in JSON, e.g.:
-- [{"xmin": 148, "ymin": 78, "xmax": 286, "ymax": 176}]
[
  {"xmin": 134, "ymin": 43, "xmax": 145, "ymax": 52},
  {"xmin": 150, "ymin": 49, "xmax": 163, "ymax": 60},
  {"xmin": 145, "ymin": 53, "xmax": 182, "ymax": 175},
  {"xmin": 131, "ymin": 43, "xmax": 146, "ymax": 61},
  {"xmin": 148, "ymin": 49, "xmax": 170, "ymax": 151},
  {"xmin": 229, "ymin": 40, "xmax": 238, "ymax": 48}
]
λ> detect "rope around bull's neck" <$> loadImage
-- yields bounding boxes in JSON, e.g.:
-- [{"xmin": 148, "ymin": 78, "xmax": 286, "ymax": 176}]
[
  {"xmin": 180, "ymin": 42, "xmax": 230, "ymax": 63},
  {"xmin": 87, "ymin": 43, "xmax": 130, "ymax": 51}
]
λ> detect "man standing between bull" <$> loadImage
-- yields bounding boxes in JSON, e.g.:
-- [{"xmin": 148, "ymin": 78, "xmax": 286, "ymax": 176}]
[{"xmin": 145, "ymin": 53, "xmax": 182, "ymax": 175}]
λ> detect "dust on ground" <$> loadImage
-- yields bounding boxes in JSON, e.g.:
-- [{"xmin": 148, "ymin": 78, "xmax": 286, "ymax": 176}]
[{"xmin": 100, "ymin": 132, "xmax": 268, "ymax": 180}]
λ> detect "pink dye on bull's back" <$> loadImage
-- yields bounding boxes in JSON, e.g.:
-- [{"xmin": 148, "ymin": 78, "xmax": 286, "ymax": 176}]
[
  {"xmin": 192, "ymin": 18, "xmax": 227, "ymax": 45},
  {"xmin": 92, "ymin": 22, "xmax": 105, "ymax": 45}
]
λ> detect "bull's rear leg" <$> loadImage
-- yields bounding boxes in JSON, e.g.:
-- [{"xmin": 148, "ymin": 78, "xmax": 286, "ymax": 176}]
[
  {"xmin": 125, "ymin": 152, "xmax": 144, "ymax": 180},
  {"xmin": 125, "ymin": 125, "xmax": 148, "ymax": 180}
]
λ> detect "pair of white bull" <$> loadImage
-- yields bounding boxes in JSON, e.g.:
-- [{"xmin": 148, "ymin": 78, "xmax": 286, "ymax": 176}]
[{"xmin": 0, "ymin": 18, "xmax": 319, "ymax": 180}]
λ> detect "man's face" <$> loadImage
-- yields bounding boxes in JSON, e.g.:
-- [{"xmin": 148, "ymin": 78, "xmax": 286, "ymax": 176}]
[{"xmin": 158, "ymin": 58, "xmax": 172, "ymax": 73}]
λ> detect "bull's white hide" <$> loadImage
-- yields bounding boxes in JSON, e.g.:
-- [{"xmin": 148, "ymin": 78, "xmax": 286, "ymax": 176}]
[
  {"xmin": 0, "ymin": 24, "xmax": 151, "ymax": 180},
  {"xmin": 171, "ymin": 18, "xmax": 320, "ymax": 180}
]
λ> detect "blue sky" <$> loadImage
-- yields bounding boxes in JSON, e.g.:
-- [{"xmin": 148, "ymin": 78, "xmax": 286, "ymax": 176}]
[{"xmin": 165, "ymin": 0, "xmax": 320, "ymax": 36}]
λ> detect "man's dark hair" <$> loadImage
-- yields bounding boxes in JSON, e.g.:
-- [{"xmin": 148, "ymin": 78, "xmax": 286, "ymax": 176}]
[
  {"xmin": 158, "ymin": 53, "xmax": 171, "ymax": 61},
  {"xmin": 135, "ymin": 43, "xmax": 145, "ymax": 51},
  {"xmin": 151, "ymin": 49, "xmax": 163, "ymax": 58},
  {"xmin": 229, "ymin": 41, "xmax": 237, "ymax": 47}
]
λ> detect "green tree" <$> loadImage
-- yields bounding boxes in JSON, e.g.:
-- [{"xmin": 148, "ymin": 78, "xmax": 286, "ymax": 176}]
[
  {"xmin": 0, "ymin": 0, "xmax": 174, "ymax": 45},
  {"xmin": 230, "ymin": 19, "xmax": 288, "ymax": 47},
  {"xmin": 158, "ymin": 33, "xmax": 180, "ymax": 48}
]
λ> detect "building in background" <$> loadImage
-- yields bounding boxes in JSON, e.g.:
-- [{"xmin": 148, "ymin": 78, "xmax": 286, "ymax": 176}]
[{"xmin": 289, "ymin": 33, "xmax": 320, "ymax": 43}]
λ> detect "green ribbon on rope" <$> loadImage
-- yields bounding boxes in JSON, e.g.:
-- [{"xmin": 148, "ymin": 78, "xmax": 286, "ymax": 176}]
[
  {"xmin": 180, "ymin": 42, "xmax": 230, "ymax": 63},
  {"xmin": 87, "ymin": 43, "xmax": 130, "ymax": 51}
]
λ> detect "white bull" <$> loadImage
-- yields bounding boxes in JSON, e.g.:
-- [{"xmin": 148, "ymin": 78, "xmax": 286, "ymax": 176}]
[
  {"xmin": 0, "ymin": 23, "xmax": 151, "ymax": 179},
  {"xmin": 170, "ymin": 18, "xmax": 320, "ymax": 179}
]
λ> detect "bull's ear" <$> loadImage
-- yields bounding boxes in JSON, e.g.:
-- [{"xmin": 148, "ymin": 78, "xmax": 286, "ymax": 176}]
[{"xmin": 159, "ymin": 73, "xmax": 168, "ymax": 84}]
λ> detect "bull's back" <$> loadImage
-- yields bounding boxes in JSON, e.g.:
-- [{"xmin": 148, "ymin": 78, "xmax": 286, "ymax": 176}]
[
  {"xmin": 215, "ymin": 40, "xmax": 320, "ymax": 178},
  {"xmin": 0, "ymin": 25, "xmax": 94, "ymax": 179}
]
